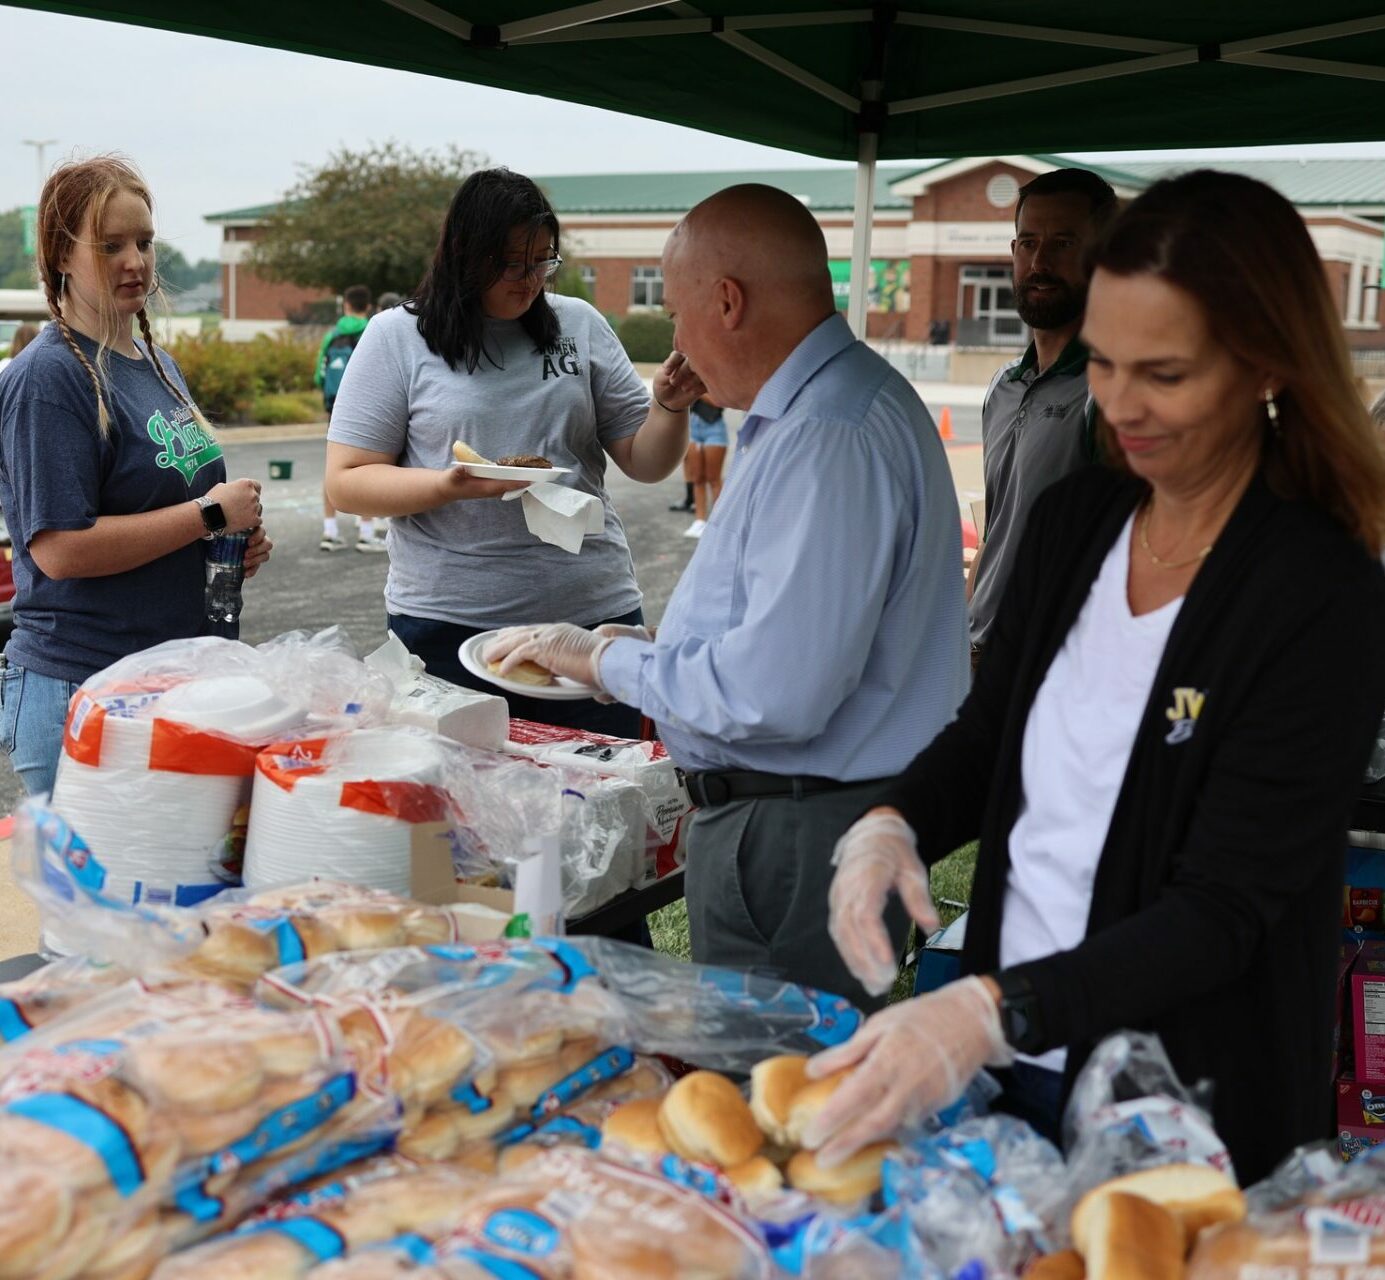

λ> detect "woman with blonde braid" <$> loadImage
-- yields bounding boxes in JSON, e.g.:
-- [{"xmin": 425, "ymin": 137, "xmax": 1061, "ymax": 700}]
[{"xmin": 0, "ymin": 155, "xmax": 270, "ymax": 795}]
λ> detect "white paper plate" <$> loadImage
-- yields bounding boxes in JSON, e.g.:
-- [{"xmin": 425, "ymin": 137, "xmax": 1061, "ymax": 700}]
[
  {"xmin": 459, "ymin": 631, "xmax": 599, "ymax": 701},
  {"xmin": 453, "ymin": 461, "xmax": 572, "ymax": 482}
]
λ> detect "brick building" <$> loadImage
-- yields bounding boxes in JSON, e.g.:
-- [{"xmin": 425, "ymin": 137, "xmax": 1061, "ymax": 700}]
[{"xmin": 207, "ymin": 153, "xmax": 1385, "ymax": 351}]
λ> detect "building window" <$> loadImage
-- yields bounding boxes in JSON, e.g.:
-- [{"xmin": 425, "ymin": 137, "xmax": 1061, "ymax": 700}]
[
  {"xmin": 579, "ymin": 265, "xmax": 596, "ymax": 291},
  {"xmin": 630, "ymin": 266, "xmax": 663, "ymax": 308}
]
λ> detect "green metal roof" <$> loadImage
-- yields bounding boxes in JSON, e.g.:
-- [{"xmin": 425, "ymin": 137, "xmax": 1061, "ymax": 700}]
[
  {"xmin": 1093, "ymin": 159, "xmax": 1385, "ymax": 208},
  {"xmin": 207, "ymin": 156, "xmax": 1385, "ymax": 226},
  {"xmin": 14, "ymin": 4, "xmax": 1385, "ymax": 164},
  {"xmin": 533, "ymin": 166, "xmax": 923, "ymax": 213}
]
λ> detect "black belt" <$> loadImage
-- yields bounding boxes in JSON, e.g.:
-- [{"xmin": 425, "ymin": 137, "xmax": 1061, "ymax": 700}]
[{"xmin": 685, "ymin": 769, "xmax": 885, "ymax": 808}]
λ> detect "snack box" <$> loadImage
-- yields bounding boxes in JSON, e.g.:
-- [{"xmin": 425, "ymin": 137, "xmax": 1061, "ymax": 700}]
[
  {"xmin": 1339, "ymin": 1123, "xmax": 1385, "ymax": 1162},
  {"xmin": 503, "ymin": 718, "xmax": 692, "ymax": 885},
  {"xmin": 1351, "ymin": 942, "xmax": 1385, "ymax": 1081},
  {"xmin": 1344, "ymin": 838, "xmax": 1385, "ymax": 942}
]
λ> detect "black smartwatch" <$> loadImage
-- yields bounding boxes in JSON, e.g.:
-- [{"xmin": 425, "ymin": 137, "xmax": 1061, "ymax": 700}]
[
  {"xmin": 991, "ymin": 970, "xmax": 1046, "ymax": 1056},
  {"xmin": 195, "ymin": 496, "xmax": 226, "ymax": 540}
]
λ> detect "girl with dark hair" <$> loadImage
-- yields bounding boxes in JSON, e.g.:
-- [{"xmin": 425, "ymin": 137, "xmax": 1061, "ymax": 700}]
[
  {"xmin": 810, "ymin": 171, "xmax": 1385, "ymax": 1183},
  {"xmin": 0, "ymin": 154, "xmax": 270, "ymax": 797},
  {"xmin": 326, "ymin": 167, "xmax": 701, "ymax": 736}
]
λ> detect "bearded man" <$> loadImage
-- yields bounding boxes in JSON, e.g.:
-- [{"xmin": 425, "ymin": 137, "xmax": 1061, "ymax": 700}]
[{"xmin": 967, "ymin": 169, "xmax": 1118, "ymax": 666}]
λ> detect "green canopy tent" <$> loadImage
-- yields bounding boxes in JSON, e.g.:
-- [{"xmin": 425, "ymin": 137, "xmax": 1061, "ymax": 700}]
[{"xmin": 9, "ymin": 1, "xmax": 1385, "ymax": 329}]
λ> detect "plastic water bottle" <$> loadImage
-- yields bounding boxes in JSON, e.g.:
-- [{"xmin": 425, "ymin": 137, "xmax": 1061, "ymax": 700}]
[{"xmin": 204, "ymin": 532, "xmax": 249, "ymax": 629}]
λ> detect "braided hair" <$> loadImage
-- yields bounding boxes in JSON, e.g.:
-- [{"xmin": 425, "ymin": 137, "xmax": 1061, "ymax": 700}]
[{"xmin": 36, "ymin": 155, "xmax": 210, "ymax": 438}]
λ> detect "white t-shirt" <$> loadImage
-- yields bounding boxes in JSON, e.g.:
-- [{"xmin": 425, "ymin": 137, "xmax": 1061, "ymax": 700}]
[{"xmin": 1000, "ymin": 514, "xmax": 1182, "ymax": 1071}]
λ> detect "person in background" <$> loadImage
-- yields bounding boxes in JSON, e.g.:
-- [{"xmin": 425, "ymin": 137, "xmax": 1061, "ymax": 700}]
[
  {"xmin": 812, "ymin": 171, "xmax": 1385, "ymax": 1185},
  {"xmin": 681, "ymin": 398, "xmax": 728, "ymax": 538},
  {"xmin": 967, "ymin": 168, "xmax": 1118, "ymax": 670},
  {"xmin": 0, "ymin": 324, "xmax": 41, "ymax": 377},
  {"xmin": 325, "ymin": 167, "xmax": 698, "ymax": 738},
  {"xmin": 486, "ymin": 185, "xmax": 968, "ymax": 1009},
  {"xmin": 317, "ymin": 284, "xmax": 382, "ymax": 553},
  {"xmin": 375, "ymin": 291, "xmax": 403, "ymax": 311},
  {"xmin": 0, "ymin": 155, "xmax": 270, "ymax": 796}
]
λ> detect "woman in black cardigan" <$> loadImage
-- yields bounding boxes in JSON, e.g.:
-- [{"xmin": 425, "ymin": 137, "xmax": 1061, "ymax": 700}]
[{"xmin": 803, "ymin": 171, "xmax": 1385, "ymax": 1187}]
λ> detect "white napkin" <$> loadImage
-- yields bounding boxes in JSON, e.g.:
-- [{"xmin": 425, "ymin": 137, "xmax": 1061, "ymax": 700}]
[{"xmin": 504, "ymin": 482, "xmax": 603, "ymax": 554}]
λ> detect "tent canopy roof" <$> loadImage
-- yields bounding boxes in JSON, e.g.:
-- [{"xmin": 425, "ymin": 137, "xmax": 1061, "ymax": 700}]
[{"xmin": 11, "ymin": 3, "xmax": 1385, "ymax": 161}]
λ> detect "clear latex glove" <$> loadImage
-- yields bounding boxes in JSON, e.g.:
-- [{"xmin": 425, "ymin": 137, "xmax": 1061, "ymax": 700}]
[
  {"xmin": 827, "ymin": 809, "xmax": 939, "ymax": 997},
  {"xmin": 801, "ymin": 976, "xmax": 1013, "ymax": 1168},
  {"xmin": 594, "ymin": 622, "xmax": 655, "ymax": 643},
  {"xmin": 484, "ymin": 623, "xmax": 612, "ymax": 691}
]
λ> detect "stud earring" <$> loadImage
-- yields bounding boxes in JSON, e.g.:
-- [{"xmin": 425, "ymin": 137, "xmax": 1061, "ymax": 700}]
[{"xmin": 1265, "ymin": 387, "xmax": 1280, "ymax": 433}]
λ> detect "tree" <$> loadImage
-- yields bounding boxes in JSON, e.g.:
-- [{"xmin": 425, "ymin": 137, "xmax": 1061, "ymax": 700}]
[
  {"xmin": 155, "ymin": 241, "xmax": 218, "ymax": 293},
  {"xmin": 252, "ymin": 141, "xmax": 486, "ymax": 301},
  {"xmin": 0, "ymin": 209, "xmax": 37, "ymax": 290}
]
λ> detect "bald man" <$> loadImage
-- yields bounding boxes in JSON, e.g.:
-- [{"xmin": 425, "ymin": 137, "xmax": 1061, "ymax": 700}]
[{"xmin": 487, "ymin": 185, "xmax": 968, "ymax": 1008}]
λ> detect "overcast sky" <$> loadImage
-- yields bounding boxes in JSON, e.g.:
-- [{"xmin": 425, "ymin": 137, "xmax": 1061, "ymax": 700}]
[{"xmin": 4, "ymin": 5, "xmax": 1385, "ymax": 265}]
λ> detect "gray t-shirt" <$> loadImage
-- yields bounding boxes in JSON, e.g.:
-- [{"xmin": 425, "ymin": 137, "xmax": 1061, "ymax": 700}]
[
  {"xmin": 328, "ymin": 296, "xmax": 649, "ymax": 629},
  {"xmin": 969, "ymin": 339, "xmax": 1093, "ymax": 646}
]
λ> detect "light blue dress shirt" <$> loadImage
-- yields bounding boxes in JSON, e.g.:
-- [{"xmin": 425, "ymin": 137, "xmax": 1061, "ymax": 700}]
[{"xmin": 600, "ymin": 313, "xmax": 968, "ymax": 780}]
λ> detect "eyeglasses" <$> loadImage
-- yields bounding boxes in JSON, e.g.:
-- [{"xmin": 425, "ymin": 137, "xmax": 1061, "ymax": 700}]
[{"xmin": 498, "ymin": 255, "xmax": 563, "ymax": 283}]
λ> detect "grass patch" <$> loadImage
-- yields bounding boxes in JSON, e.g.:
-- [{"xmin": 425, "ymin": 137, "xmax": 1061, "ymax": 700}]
[
  {"xmin": 251, "ymin": 390, "xmax": 325, "ymax": 426},
  {"xmin": 648, "ymin": 840, "xmax": 980, "ymax": 1004},
  {"xmin": 649, "ymin": 897, "xmax": 691, "ymax": 961}
]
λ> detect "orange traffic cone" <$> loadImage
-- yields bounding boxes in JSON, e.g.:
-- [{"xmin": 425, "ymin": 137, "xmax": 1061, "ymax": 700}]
[{"xmin": 938, "ymin": 406, "xmax": 954, "ymax": 441}]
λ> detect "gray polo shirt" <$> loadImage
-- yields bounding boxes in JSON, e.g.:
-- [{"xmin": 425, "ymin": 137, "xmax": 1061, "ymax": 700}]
[{"xmin": 969, "ymin": 338, "xmax": 1094, "ymax": 646}]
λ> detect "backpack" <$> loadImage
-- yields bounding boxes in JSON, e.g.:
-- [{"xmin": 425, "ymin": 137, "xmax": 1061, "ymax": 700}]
[{"xmin": 321, "ymin": 329, "xmax": 361, "ymax": 403}]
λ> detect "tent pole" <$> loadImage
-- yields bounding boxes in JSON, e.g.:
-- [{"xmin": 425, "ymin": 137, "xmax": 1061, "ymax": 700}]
[{"xmin": 847, "ymin": 129, "xmax": 879, "ymax": 339}]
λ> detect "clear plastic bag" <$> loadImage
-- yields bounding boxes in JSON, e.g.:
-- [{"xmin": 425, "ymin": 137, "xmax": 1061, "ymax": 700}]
[
  {"xmin": 0, "ymin": 953, "xmax": 130, "ymax": 1046},
  {"xmin": 259, "ymin": 937, "xmax": 863, "ymax": 1075},
  {"xmin": 1188, "ymin": 1140, "xmax": 1385, "ymax": 1279},
  {"xmin": 882, "ymin": 1114, "xmax": 1066, "ymax": 1278},
  {"xmin": 0, "ymin": 979, "xmax": 399, "ymax": 1278},
  {"xmin": 153, "ymin": 1156, "xmax": 485, "ymax": 1279},
  {"xmin": 43, "ymin": 631, "xmax": 393, "ymax": 947},
  {"xmin": 11, "ymin": 800, "xmax": 508, "ymax": 985},
  {"xmin": 1062, "ymin": 1030, "xmax": 1231, "ymax": 1191}
]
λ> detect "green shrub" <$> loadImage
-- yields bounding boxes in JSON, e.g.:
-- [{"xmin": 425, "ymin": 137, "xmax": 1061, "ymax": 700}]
[
  {"xmin": 617, "ymin": 311, "xmax": 674, "ymax": 363},
  {"xmin": 245, "ymin": 333, "xmax": 317, "ymax": 394},
  {"xmin": 252, "ymin": 390, "xmax": 324, "ymax": 425},
  {"xmin": 167, "ymin": 335, "xmax": 255, "ymax": 423}
]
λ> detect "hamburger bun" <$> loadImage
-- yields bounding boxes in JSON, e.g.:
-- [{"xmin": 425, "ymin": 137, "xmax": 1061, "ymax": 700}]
[
  {"xmin": 1077, "ymin": 1190, "xmax": 1184, "ymax": 1280},
  {"xmin": 601, "ymin": 1098, "xmax": 669, "ymax": 1157},
  {"xmin": 786, "ymin": 1068, "xmax": 851, "ymax": 1147},
  {"xmin": 725, "ymin": 1154, "xmax": 785, "ymax": 1197},
  {"xmin": 1072, "ymin": 1163, "xmax": 1245, "ymax": 1252},
  {"xmin": 487, "ymin": 657, "xmax": 554, "ymax": 688},
  {"xmin": 750, "ymin": 1054, "xmax": 810, "ymax": 1146},
  {"xmin": 0, "ymin": 1165, "xmax": 73, "ymax": 1276},
  {"xmin": 787, "ymin": 1142, "xmax": 890, "ymax": 1205},
  {"xmin": 656, "ymin": 1071, "xmax": 762, "ymax": 1168},
  {"xmin": 452, "ymin": 442, "xmax": 491, "ymax": 465},
  {"xmin": 1024, "ymin": 1250, "xmax": 1086, "ymax": 1280}
]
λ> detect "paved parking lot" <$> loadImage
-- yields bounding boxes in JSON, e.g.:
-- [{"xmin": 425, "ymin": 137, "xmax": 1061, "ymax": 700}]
[{"xmin": 0, "ymin": 405, "xmax": 983, "ymax": 957}]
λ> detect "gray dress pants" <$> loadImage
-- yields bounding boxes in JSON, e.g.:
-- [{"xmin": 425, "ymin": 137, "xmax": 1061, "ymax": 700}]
[{"xmin": 684, "ymin": 780, "xmax": 911, "ymax": 1013}]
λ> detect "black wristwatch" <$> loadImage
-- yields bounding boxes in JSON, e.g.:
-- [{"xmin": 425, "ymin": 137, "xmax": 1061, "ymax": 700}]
[
  {"xmin": 195, "ymin": 496, "xmax": 226, "ymax": 540},
  {"xmin": 991, "ymin": 970, "xmax": 1046, "ymax": 1056}
]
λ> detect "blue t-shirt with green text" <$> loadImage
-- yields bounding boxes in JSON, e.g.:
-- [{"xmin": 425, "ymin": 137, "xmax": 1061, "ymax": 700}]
[{"xmin": 0, "ymin": 325, "xmax": 227, "ymax": 682}]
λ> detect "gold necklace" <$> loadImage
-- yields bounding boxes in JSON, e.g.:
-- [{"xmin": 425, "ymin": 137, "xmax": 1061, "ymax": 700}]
[{"xmin": 1138, "ymin": 503, "xmax": 1214, "ymax": 571}]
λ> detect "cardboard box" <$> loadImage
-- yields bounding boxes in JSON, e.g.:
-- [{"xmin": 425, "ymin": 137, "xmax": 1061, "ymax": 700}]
[
  {"xmin": 1352, "ymin": 942, "xmax": 1385, "ymax": 1079},
  {"xmin": 1344, "ymin": 841, "xmax": 1385, "ymax": 943},
  {"xmin": 503, "ymin": 719, "xmax": 692, "ymax": 886},
  {"xmin": 1336, "ymin": 941, "xmax": 1363, "ymax": 1080},
  {"xmin": 1339, "ymin": 1123, "xmax": 1385, "ymax": 1162}
]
